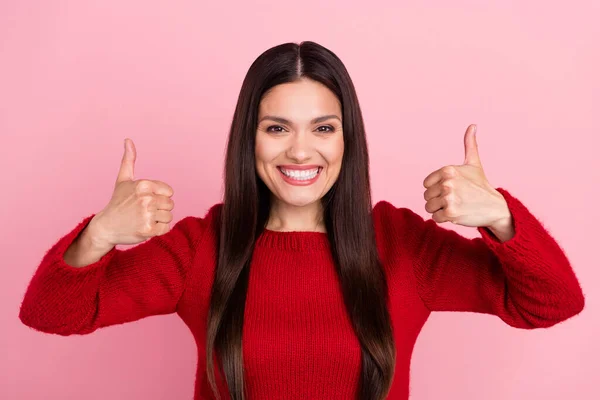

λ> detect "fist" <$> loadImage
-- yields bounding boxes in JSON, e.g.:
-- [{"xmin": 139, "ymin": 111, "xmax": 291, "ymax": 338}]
[
  {"xmin": 422, "ymin": 124, "xmax": 508, "ymax": 227},
  {"xmin": 90, "ymin": 139, "xmax": 175, "ymax": 247}
]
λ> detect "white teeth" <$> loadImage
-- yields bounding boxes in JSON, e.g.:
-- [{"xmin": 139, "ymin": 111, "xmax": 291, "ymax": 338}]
[{"xmin": 279, "ymin": 167, "xmax": 320, "ymax": 181}]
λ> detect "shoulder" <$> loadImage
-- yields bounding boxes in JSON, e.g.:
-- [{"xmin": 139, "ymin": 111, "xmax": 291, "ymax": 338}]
[
  {"xmin": 170, "ymin": 203, "xmax": 223, "ymax": 243},
  {"xmin": 372, "ymin": 200, "xmax": 428, "ymax": 233},
  {"xmin": 372, "ymin": 200, "xmax": 431, "ymax": 257}
]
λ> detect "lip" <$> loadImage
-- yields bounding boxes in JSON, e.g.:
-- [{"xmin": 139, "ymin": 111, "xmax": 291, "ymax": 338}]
[
  {"xmin": 278, "ymin": 164, "xmax": 322, "ymax": 171},
  {"xmin": 277, "ymin": 166, "xmax": 323, "ymax": 186}
]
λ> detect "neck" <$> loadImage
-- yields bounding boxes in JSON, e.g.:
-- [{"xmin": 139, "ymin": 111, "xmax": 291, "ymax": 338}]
[{"xmin": 267, "ymin": 200, "xmax": 326, "ymax": 233}]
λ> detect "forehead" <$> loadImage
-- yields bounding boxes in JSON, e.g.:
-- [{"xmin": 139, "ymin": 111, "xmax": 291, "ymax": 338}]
[{"xmin": 258, "ymin": 78, "xmax": 341, "ymax": 119}]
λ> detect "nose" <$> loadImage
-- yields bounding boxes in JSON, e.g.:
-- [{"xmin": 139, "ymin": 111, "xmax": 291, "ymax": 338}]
[{"xmin": 286, "ymin": 131, "xmax": 312, "ymax": 162}]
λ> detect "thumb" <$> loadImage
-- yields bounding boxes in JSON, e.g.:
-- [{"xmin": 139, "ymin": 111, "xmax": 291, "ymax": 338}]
[
  {"xmin": 116, "ymin": 138, "xmax": 136, "ymax": 183},
  {"xmin": 463, "ymin": 124, "xmax": 481, "ymax": 166}
]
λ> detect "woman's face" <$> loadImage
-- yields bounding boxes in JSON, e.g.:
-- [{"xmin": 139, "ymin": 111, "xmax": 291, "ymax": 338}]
[{"xmin": 255, "ymin": 78, "xmax": 344, "ymax": 209}]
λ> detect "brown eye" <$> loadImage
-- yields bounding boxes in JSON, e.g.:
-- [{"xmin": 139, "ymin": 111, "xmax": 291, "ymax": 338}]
[
  {"xmin": 266, "ymin": 125, "xmax": 285, "ymax": 133},
  {"xmin": 316, "ymin": 125, "xmax": 334, "ymax": 133}
]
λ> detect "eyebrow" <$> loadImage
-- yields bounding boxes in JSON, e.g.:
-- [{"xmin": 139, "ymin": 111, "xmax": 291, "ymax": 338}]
[{"xmin": 258, "ymin": 114, "xmax": 342, "ymax": 125}]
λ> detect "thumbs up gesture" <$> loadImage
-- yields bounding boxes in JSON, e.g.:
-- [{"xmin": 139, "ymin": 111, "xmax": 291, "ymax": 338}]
[
  {"xmin": 422, "ymin": 125, "xmax": 513, "ymax": 231},
  {"xmin": 89, "ymin": 139, "xmax": 175, "ymax": 247}
]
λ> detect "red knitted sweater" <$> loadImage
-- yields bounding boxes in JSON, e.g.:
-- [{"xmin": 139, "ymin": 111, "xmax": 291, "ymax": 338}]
[{"xmin": 19, "ymin": 188, "xmax": 585, "ymax": 399}]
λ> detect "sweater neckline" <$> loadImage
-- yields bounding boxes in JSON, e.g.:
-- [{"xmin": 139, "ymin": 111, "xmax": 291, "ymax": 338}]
[{"xmin": 255, "ymin": 228, "xmax": 330, "ymax": 252}]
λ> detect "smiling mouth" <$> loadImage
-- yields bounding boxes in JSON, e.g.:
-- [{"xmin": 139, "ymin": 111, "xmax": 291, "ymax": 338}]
[{"xmin": 277, "ymin": 166, "xmax": 323, "ymax": 182}]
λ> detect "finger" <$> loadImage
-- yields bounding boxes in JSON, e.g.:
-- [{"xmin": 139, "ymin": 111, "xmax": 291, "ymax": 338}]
[
  {"xmin": 152, "ymin": 195, "xmax": 175, "ymax": 211},
  {"xmin": 423, "ymin": 165, "xmax": 457, "ymax": 189},
  {"xmin": 463, "ymin": 124, "xmax": 481, "ymax": 166},
  {"xmin": 424, "ymin": 183, "xmax": 445, "ymax": 202},
  {"xmin": 151, "ymin": 180, "xmax": 175, "ymax": 197},
  {"xmin": 152, "ymin": 222, "xmax": 171, "ymax": 236},
  {"xmin": 432, "ymin": 208, "xmax": 452, "ymax": 224},
  {"xmin": 423, "ymin": 170, "xmax": 442, "ymax": 188},
  {"xmin": 425, "ymin": 196, "xmax": 446, "ymax": 214},
  {"xmin": 116, "ymin": 138, "xmax": 137, "ymax": 184},
  {"xmin": 154, "ymin": 210, "xmax": 173, "ymax": 224}
]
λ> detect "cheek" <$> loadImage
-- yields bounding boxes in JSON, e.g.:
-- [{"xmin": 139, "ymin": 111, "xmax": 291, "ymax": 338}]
[
  {"xmin": 255, "ymin": 136, "xmax": 284, "ymax": 186},
  {"xmin": 324, "ymin": 138, "xmax": 344, "ymax": 170},
  {"xmin": 255, "ymin": 135, "xmax": 281, "ymax": 164},
  {"xmin": 254, "ymin": 139, "xmax": 269, "ymax": 183},
  {"xmin": 254, "ymin": 139, "xmax": 267, "ymax": 163}
]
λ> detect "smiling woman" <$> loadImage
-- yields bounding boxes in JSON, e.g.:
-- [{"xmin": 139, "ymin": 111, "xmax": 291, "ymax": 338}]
[
  {"xmin": 211, "ymin": 42, "xmax": 397, "ymax": 400},
  {"xmin": 19, "ymin": 41, "xmax": 585, "ymax": 400},
  {"xmin": 255, "ymin": 79, "xmax": 345, "ymax": 231}
]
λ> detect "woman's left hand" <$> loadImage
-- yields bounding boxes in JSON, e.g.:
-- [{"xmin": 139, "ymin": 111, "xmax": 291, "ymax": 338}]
[{"xmin": 422, "ymin": 124, "xmax": 514, "ymax": 240}]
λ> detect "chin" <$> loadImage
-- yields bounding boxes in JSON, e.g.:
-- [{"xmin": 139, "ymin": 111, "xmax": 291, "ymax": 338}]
[
  {"xmin": 279, "ymin": 195, "xmax": 321, "ymax": 208},
  {"xmin": 274, "ymin": 188, "xmax": 324, "ymax": 208}
]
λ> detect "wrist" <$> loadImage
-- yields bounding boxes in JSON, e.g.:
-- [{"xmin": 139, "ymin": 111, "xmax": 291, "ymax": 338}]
[
  {"xmin": 487, "ymin": 190, "xmax": 510, "ymax": 226},
  {"xmin": 488, "ymin": 215, "xmax": 513, "ymax": 232},
  {"xmin": 86, "ymin": 214, "xmax": 115, "ymax": 251},
  {"xmin": 485, "ymin": 190, "xmax": 515, "ymax": 242},
  {"xmin": 63, "ymin": 215, "xmax": 115, "ymax": 268}
]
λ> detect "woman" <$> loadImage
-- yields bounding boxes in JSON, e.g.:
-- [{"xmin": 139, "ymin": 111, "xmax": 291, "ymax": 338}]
[{"xmin": 19, "ymin": 41, "xmax": 585, "ymax": 400}]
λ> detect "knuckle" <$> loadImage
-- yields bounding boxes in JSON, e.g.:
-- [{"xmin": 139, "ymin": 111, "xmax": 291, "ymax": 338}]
[
  {"xmin": 155, "ymin": 180, "xmax": 174, "ymax": 196},
  {"xmin": 139, "ymin": 195, "xmax": 153, "ymax": 208},
  {"xmin": 441, "ymin": 166, "xmax": 456, "ymax": 178},
  {"xmin": 441, "ymin": 179, "xmax": 454, "ymax": 190},
  {"xmin": 445, "ymin": 205, "xmax": 458, "ymax": 218},
  {"xmin": 135, "ymin": 179, "xmax": 152, "ymax": 194},
  {"xmin": 443, "ymin": 193, "xmax": 453, "ymax": 204},
  {"xmin": 145, "ymin": 209, "xmax": 155, "ymax": 221}
]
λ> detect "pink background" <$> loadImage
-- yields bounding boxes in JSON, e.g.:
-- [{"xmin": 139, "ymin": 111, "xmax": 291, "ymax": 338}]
[{"xmin": 1, "ymin": 1, "xmax": 598, "ymax": 399}]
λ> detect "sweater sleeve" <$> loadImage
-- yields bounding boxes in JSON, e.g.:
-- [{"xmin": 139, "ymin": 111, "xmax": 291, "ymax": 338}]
[
  {"xmin": 377, "ymin": 188, "xmax": 585, "ymax": 329},
  {"xmin": 19, "ymin": 214, "xmax": 207, "ymax": 335}
]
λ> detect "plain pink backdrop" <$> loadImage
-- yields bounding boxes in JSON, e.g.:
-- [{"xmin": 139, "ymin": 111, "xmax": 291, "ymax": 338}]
[{"xmin": 1, "ymin": 1, "xmax": 598, "ymax": 399}]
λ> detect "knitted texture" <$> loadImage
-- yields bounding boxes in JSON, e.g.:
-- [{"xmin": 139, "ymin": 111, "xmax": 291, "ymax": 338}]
[{"xmin": 19, "ymin": 188, "xmax": 585, "ymax": 399}]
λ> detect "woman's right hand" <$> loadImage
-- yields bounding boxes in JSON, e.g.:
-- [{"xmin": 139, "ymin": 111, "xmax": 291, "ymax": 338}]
[{"xmin": 88, "ymin": 138, "xmax": 175, "ymax": 249}]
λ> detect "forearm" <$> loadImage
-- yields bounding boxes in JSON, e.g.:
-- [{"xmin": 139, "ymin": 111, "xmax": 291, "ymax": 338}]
[
  {"xmin": 20, "ymin": 215, "xmax": 115, "ymax": 334},
  {"xmin": 477, "ymin": 189, "xmax": 585, "ymax": 326}
]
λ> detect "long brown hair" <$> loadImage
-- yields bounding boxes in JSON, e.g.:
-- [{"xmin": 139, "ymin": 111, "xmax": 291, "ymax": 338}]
[{"xmin": 206, "ymin": 41, "xmax": 396, "ymax": 400}]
